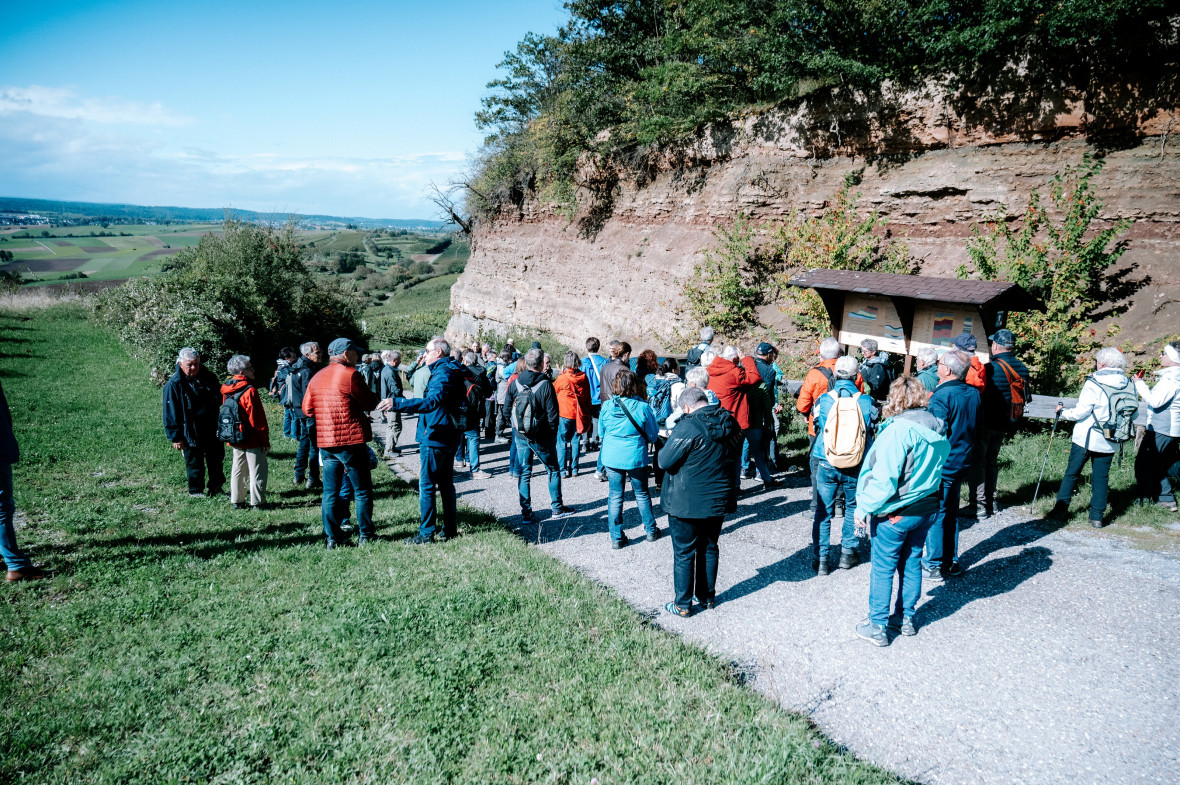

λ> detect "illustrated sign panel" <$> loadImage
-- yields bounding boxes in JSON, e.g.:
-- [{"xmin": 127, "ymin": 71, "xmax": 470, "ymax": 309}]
[
  {"xmin": 838, "ymin": 294, "xmax": 907, "ymax": 354},
  {"xmin": 910, "ymin": 302, "xmax": 990, "ymax": 360}
]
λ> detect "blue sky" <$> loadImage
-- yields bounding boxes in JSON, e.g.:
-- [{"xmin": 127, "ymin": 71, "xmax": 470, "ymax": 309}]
[{"xmin": 0, "ymin": 0, "xmax": 568, "ymax": 219}]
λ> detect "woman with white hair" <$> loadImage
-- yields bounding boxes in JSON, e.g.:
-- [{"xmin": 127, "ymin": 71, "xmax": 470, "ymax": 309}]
[
  {"xmin": 1048, "ymin": 347, "xmax": 1138, "ymax": 527},
  {"xmin": 219, "ymin": 354, "xmax": 270, "ymax": 510}
]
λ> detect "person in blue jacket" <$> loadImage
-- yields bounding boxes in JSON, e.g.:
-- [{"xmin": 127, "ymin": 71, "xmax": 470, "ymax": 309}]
[
  {"xmin": 922, "ymin": 350, "xmax": 982, "ymax": 580},
  {"xmin": 580, "ymin": 337, "xmax": 608, "ymax": 452},
  {"xmin": 385, "ymin": 336, "xmax": 467, "ymax": 544},
  {"xmin": 599, "ymin": 369, "xmax": 660, "ymax": 548},
  {"xmin": 811, "ymin": 356, "xmax": 874, "ymax": 574},
  {"xmin": 854, "ymin": 376, "xmax": 949, "ymax": 646}
]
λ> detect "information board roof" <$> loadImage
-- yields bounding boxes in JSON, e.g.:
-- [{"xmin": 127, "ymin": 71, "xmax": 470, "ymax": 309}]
[{"xmin": 787, "ymin": 269, "xmax": 1045, "ymax": 312}]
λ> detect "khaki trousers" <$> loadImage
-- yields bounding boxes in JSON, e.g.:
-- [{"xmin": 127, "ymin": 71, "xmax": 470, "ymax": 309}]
[{"xmin": 230, "ymin": 446, "xmax": 269, "ymax": 506}]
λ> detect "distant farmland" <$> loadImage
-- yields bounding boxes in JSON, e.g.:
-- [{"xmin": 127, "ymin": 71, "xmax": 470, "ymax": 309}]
[{"xmin": 0, "ymin": 224, "xmax": 220, "ymax": 285}]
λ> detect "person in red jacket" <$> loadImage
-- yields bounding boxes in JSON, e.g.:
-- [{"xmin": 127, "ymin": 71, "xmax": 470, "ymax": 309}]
[
  {"xmin": 952, "ymin": 333, "xmax": 985, "ymax": 390},
  {"xmin": 220, "ymin": 355, "xmax": 271, "ymax": 510},
  {"xmin": 303, "ymin": 337, "xmax": 393, "ymax": 548},
  {"xmin": 554, "ymin": 351, "xmax": 592, "ymax": 477}
]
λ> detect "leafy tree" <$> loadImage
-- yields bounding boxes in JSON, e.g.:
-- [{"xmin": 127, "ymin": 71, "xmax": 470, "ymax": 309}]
[
  {"xmin": 958, "ymin": 155, "xmax": 1130, "ymax": 395},
  {"xmin": 94, "ymin": 220, "xmax": 361, "ymax": 383},
  {"xmin": 680, "ymin": 214, "xmax": 778, "ymax": 339}
]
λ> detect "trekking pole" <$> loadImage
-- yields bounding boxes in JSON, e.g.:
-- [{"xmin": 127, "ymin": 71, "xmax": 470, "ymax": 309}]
[{"xmin": 1031, "ymin": 405, "xmax": 1063, "ymax": 509}]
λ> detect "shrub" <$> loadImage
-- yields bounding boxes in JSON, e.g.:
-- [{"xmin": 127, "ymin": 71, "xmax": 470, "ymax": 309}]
[
  {"xmin": 366, "ymin": 309, "xmax": 451, "ymax": 349},
  {"xmin": 409, "ymin": 261, "xmax": 434, "ymax": 276},
  {"xmin": 93, "ymin": 220, "xmax": 362, "ymax": 383},
  {"xmin": 680, "ymin": 214, "xmax": 778, "ymax": 340},
  {"xmin": 958, "ymin": 155, "xmax": 1130, "ymax": 395},
  {"xmin": 0, "ymin": 270, "xmax": 23, "ymax": 294}
]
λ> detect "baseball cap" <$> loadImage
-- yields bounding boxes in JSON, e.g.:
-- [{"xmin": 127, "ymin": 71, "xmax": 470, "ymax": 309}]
[
  {"xmin": 988, "ymin": 329, "xmax": 1015, "ymax": 347},
  {"xmin": 756, "ymin": 342, "xmax": 777, "ymax": 356},
  {"xmin": 952, "ymin": 333, "xmax": 977, "ymax": 352},
  {"xmin": 327, "ymin": 337, "xmax": 364, "ymax": 356}
]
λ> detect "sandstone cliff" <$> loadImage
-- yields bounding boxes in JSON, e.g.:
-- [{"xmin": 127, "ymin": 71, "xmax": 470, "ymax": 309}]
[{"xmin": 448, "ymin": 83, "xmax": 1178, "ymax": 353}]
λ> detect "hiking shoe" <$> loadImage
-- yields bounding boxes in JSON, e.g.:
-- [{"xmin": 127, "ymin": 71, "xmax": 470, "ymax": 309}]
[
  {"xmin": 6, "ymin": 566, "xmax": 46, "ymax": 582},
  {"xmin": 403, "ymin": 534, "xmax": 435, "ymax": 545},
  {"xmin": 695, "ymin": 597, "xmax": 716, "ymax": 610},
  {"xmin": 471, "ymin": 470, "xmax": 493, "ymax": 480},
  {"xmin": 1045, "ymin": 502, "xmax": 1070, "ymax": 522},
  {"xmin": 293, "ymin": 476, "xmax": 304, "ymax": 486},
  {"xmin": 232, "ymin": 502, "xmax": 248, "ymax": 510},
  {"xmin": 552, "ymin": 506, "xmax": 576, "ymax": 520},
  {"xmin": 741, "ymin": 468, "xmax": 755, "ymax": 480},
  {"xmin": 251, "ymin": 503, "xmax": 273, "ymax": 511},
  {"xmin": 1090, "ymin": 517, "xmax": 1106, "ymax": 529},
  {"xmin": 357, "ymin": 536, "xmax": 379, "ymax": 546},
  {"xmin": 664, "ymin": 601, "xmax": 691, "ymax": 618},
  {"xmin": 520, "ymin": 511, "xmax": 537, "ymax": 525},
  {"xmin": 922, "ymin": 565, "xmax": 943, "ymax": 582},
  {"xmin": 188, "ymin": 491, "xmax": 206, "ymax": 498},
  {"xmin": 305, "ymin": 478, "xmax": 321, "ymax": 491},
  {"xmin": 758, "ymin": 480, "xmax": 781, "ymax": 492},
  {"xmin": 942, "ymin": 561, "xmax": 964, "ymax": 578},
  {"xmin": 611, "ymin": 534, "xmax": 628, "ymax": 550},
  {"xmin": 646, "ymin": 528, "xmax": 662, "ymax": 542},
  {"xmin": 325, "ymin": 540, "xmax": 353, "ymax": 550},
  {"xmin": 815, "ymin": 558, "xmax": 829, "ymax": 576},
  {"xmin": 596, "ymin": 471, "xmax": 607, "ymax": 482},
  {"xmin": 439, "ymin": 531, "xmax": 459, "ymax": 543},
  {"xmin": 855, "ymin": 620, "xmax": 889, "ymax": 647},
  {"xmin": 838, "ymin": 549, "xmax": 860, "ymax": 570},
  {"xmin": 900, "ymin": 617, "xmax": 917, "ymax": 637}
]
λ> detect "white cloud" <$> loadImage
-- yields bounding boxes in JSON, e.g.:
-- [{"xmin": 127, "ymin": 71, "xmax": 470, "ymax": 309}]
[{"xmin": 0, "ymin": 85, "xmax": 191, "ymax": 126}]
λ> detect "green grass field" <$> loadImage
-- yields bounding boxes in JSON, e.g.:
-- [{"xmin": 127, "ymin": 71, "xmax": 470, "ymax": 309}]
[{"xmin": 0, "ymin": 305, "xmax": 901, "ymax": 784}]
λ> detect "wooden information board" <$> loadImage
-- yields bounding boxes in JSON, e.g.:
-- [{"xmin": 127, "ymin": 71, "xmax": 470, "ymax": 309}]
[
  {"xmin": 909, "ymin": 302, "xmax": 991, "ymax": 360},
  {"xmin": 837, "ymin": 294, "xmax": 908, "ymax": 354}
]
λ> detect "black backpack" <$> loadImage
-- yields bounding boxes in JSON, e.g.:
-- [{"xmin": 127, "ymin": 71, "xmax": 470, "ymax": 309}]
[
  {"xmin": 511, "ymin": 379, "xmax": 547, "ymax": 438},
  {"xmin": 216, "ymin": 388, "xmax": 248, "ymax": 445}
]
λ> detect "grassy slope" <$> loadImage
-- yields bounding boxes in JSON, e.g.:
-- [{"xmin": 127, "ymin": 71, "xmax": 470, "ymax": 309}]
[{"xmin": 0, "ymin": 306, "xmax": 899, "ymax": 784}]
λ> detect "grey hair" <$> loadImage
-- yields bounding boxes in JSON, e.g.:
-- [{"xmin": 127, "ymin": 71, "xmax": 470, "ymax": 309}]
[
  {"xmin": 463, "ymin": 351, "xmax": 478, "ymax": 366},
  {"xmin": 819, "ymin": 337, "xmax": 841, "ymax": 360},
  {"xmin": 226, "ymin": 354, "xmax": 251, "ymax": 375},
  {"xmin": 685, "ymin": 366, "xmax": 709, "ymax": 388},
  {"xmin": 916, "ymin": 347, "xmax": 939, "ymax": 368},
  {"xmin": 523, "ymin": 347, "xmax": 543, "ymax": 370},
  {"xmin": 860, "ymin": 338, "xmax": 878, "ymax": 354},
  {"xmin": 481, "ymin": 342, "xmax": 492, "ymax": 352},
  {"xmin": 564, "ymin": 350, "xmax": 579, "ymax": 370},
  {"xmin": 939, "ymin": 350, "xmax": 970, "ymax": 379},
  {"xmin": 834, "ymin": 355, "xmax": 858, "ymax": 379},
  {"xmin": 1095, "ymin": 346, "xmax": 1127, "ymax": 370},
  {"xmin": 426, "ymin": 335, "xmax": 450, "ymax": 356},
  {"xmin": 700, "ymin": 326, "xmax": 714, "ymax": 344},
  {"xmin": 679, "ymin": 386, "xmax": 709, "ymax": 410},
  {"xmin": 721, "ymin": 345, "xmax": 739, "ymax": 361},
  {"xmin": 177, "ymin": 347, "xmax": 199, "ymax": 363},
  {"xmin": 381, "ymin": 349, "xmax": 401, "ymax": 363},
  {"xmin": 300, "ymin": 341, "xmax": 319, "ymax": 357},
  {"xmin": 699, "ymin": 350, "xmax": 716, "ymax": 368}
]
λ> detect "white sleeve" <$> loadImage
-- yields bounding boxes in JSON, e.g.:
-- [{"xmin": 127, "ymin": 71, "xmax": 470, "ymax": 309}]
[
  {"xmin": 1062, "ymin": 381, "xmax": 1098, "ymax": 422},
  {"xmin": 1137, "ymin": 377, "xmax": 1176, "ymax": 410}
]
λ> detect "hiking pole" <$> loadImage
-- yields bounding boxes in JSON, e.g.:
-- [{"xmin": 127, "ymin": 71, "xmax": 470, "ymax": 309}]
[{"xmin": 1031, "ymin": 405, "xmax": 1063, "ymax": 509}]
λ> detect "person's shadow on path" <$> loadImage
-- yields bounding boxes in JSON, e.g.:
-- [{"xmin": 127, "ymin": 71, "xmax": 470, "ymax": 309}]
[
  {"xmin": 918, "ymin": 546, "xmax": 1053, "ymax": 628},
  {"xmin": 715, "ymin": 544, "xmax": 816, "ymax": 604}
]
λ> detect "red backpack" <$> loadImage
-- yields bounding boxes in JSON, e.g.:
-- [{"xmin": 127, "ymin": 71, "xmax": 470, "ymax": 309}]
[{"xmin": 993, "ymin": 358, "xmax": 1027, "ymax": 423}]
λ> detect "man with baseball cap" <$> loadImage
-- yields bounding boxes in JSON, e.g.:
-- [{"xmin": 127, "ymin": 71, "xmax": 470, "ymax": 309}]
[
  {"xmin": 302, "ymin": 337, "xmax": 392, "ymax": 548},
  {"xmin": 968, "ymin": 329, "xmax": 1032, "ymax": 518}
]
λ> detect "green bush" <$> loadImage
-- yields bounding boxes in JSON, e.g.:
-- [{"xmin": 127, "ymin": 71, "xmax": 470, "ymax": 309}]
[
  {"xmin": 93, "ymin": 220, "xmax": 362, "ymax": 383},
  {"xmin": 367, "ymin": 309, "xmax": 451, "ymax": 349}
]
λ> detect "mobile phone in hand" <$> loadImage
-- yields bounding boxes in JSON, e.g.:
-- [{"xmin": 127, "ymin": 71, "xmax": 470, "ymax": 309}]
[{"xmin": 1136, "ymin": 369, "xmax": 1146, "ymax": 379}]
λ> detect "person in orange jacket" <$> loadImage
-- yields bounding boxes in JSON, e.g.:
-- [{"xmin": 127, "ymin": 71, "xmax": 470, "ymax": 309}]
[
  {"xmin": 797, "ymin": 337, "xmax": 866, "ymax": 512},
  {"xmin": 554, "ymin": 351, "xmax": 592, "ymax": 477},
  {"xmin": 952, "ymin": 333, "xmax": 986, "ymax": 390},
  {"xmin": 220, "ymin": 355, "xmax": 271, "ymax": 510}
]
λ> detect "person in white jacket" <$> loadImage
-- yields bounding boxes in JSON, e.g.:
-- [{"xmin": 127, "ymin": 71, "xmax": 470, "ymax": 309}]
[
  {"xmin": 1134, "ymin": 341, "xmax": 1180, "ymax": 510},
  {"xmin": 1047, "ymin": 347, "xmax": 1137, "ymax": 527}
]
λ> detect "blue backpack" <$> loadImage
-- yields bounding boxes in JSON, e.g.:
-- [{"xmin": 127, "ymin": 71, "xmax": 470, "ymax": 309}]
[{"xmin": 648, "ymin": 377, "xmax": 673, "ymax": 425}]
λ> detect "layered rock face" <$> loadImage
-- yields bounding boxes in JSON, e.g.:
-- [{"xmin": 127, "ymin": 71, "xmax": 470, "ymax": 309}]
[{"xmin": 448, "ymin": 84, "xmax": 1178, "ymax": 352}]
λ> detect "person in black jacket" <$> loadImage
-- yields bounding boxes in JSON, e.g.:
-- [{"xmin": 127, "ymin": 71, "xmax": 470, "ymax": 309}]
[
  {"xmin": 658, "ymin": 386, "xmax": 743, "ymax": 616},
  {"xmin": 458, "ymin": 352, "xmax": 494, "ymax": 478},
  {"xmin": 287, "ymin": 341, "xmax": 322, "ymax": 488},
  {"xmin": 967, "ymin": 329, "xmax": 1032, "ymax": 518},
  {"xmin": 162, "ymin": 347, "xmax": 225, "ymax": 497},
  {"xmin": 503, "ymin": 348, "xmax": 574, "ymax": 524},
  {"xmin": 2, "ymin": 378, "xmax": 46, "ymax": 582}
]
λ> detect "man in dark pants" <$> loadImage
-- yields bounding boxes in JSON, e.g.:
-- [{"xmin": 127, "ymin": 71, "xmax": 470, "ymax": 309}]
[
  {"xmin": 163, "ymin": 347, "xmax": 225, "ymax": 498},
  {"xmin": 302, "ymin": 338, "xmax": 392, "ymax": 548},
  {"xmin": 658, "ymin": 386, "xmax": 742, "ymax": 616},
  {"xmin": 970, "ymin": 329, "xmax": 1032, "ymax": 517},
  {"xmin": 922, "ymin": 350, "xmax": 980, "ymax": 579},
  {"xmin": 504, "ymin": 348, "xmax": 575, "ymax": 524},
  {"xmin": 287, "ymin": 341, "xmax": 322, "ymax": 488},
  {"xmin": 386, "ymin": 336, "xmax": 468, "ymax": 544}
]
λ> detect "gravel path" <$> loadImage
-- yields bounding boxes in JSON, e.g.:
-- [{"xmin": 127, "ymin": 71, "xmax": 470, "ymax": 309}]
[{"xmin": 384, "ymin": 424, "xmax": 1180, "ymax": 785}]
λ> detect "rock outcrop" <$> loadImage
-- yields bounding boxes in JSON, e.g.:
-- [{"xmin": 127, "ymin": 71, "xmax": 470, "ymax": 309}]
[{"xmin": 448, "ymin": 83, "xmax": 1178, "ymax": 352}]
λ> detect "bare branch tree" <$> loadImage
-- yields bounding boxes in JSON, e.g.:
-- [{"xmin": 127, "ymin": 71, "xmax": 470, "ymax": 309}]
[{"xmin": 427, "ymin": 181, "xmax": 473, "ymax": 237}]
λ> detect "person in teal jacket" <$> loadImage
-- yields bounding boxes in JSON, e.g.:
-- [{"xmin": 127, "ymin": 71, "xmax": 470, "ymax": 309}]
[
  {"xmin": 853, "ymin": 376, "xmax": 949, "ymax": 647},
  {"xmin": 599, "ymin": 369, "xmax": 660, "ymax": 548}
]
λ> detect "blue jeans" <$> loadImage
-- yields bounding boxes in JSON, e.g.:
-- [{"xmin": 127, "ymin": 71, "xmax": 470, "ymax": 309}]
[
  {"xmin": 294, "ymin": 418, "xmax": 319, "ymax": 482},
  {"xmin": 606, "ymin": 466, "xmax": 656, "ymax": 541},
  {"xmin": 813, "ymin": 461, "xmax": 859, "ymax": 560},
  {"xmin": 869, "ymin": 512, "xmax": 935, "ymax": 626},
  {"xmin": 738, "ymin": 428, "xmax": 774, "ymax": 483},
  {"xmin": 924, "ymin": 472, "xmax": 966, "ymax": 571},
  {"xmin": 556, "ymin": 417, "xmax": 580, "ymax": 473},
  {"xmin": 419, "ymin": 444, "xmax": 458, "ymax": 539},
  {"xmin": 282, "ymin": 407, "xmax": 296, "ymax": 440},
  {"xmin": 320, "ymin": 446, "xmax": 374, "ymax": 544},
  {"xmin": 1, "ymin": 462, "xmax": 31, "ymax": 571},
  {"xmin": 508, "ymin": 428, "xmax": 520, "ymax": 477},
  {"xmin": 463, "ymin": 429, "xmax": 481, "ymax": 472},
  {"xmin": 516, "ymin": 437, "xmax": 563, "ymax": 515}
]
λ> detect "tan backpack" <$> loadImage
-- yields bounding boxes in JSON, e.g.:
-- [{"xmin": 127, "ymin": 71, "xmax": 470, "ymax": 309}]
[{"xmin": 822, "ymin": 390, "xmax": 867, "ymax": 469}]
